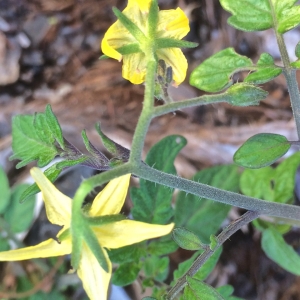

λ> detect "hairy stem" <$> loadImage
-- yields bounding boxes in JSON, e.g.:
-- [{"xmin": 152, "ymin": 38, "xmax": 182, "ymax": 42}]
[
  {"xmin": 166, "ymin": 211, "xmax": 260, "ymax": 299},
  {"xmin": 276, "ymin": 32, "xmax": 300, "ymax": 139},
  {"xmin": 132, "ymin": 163, "xmax": 300, "ymax": 221},
  {"xmin": 153, "ymin": 94, "xmax": 228, "ymax": 117},
  {"xmin": 129, "ymin": 59, "xmax": 157, "ymax": 164}
]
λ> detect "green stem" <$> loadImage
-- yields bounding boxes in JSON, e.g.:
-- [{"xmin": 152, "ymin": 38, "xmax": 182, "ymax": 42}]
[
  {"xmin": 166, "ymin": 210, "xmax": 260, "ymax": 299},
  {"xmin": 153, "ymin": 94, "xmax": 228, "ymax": 117},
  {"xmin": 132, "ymin": 163, "xmax": 300, "ymax": 221},
  {"xmin": 129, "ymin": 59, "xmax": 157, "ymax": 164},
  {"xmin": 276, "ymin": 32, "xmax": 300, "ymax": 139}
]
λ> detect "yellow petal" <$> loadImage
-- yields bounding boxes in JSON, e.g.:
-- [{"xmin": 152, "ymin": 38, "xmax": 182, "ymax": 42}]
[
  {"xmin": 157, "ymin": 8, "xmax": 190, "ymax": 40},
  {"xmin": 128, "ymin": 0, "xmax": 151, "ymax": 12},
  {"xmin": 77, "ymin": 244, "xmax": 112, "ymax": 300},
  {"xmin": 30, "ymin": 168, "xmax": 72, "ymax": 226},
  {"xmin": 122, "ymin": 52, "xmax": 147, "ymax": 84},
  {"xmin": 0, "ymin": 238, "xmax": 71, "ymax": 261},
  {"xmin": 101, "ymin": 0, "xmax": 149, "ymax": 60},
  {"xmin": 94, "ymin": 220, "xmax": 174, "ymax": 248},
  {"xmin": 101, "ymin": 21, "xmax": 135, "ymax": 61},
  {"xmin": 89, "ymin": 174, "xmax": 131, "ymax": 217},
  {"xmin": 157, "ymin": 48, "xmax": 188, "ymax": 85}
]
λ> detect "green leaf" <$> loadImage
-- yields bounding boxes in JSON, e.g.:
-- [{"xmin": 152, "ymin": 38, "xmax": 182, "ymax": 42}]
[
  {"xmin": 172, "ymin": 247, "xmax": 222, "ymax": 285},
  {"xmin": 148, "ymin": 238, "xmax": 178, "ymax": 256},
  {"xmin": 216, "ymin": 285, "xmax": 234, "ymax": 298},
  {"xmin": 45, "ymin": 104, "xmax": 64, "ymax": 149},
  {"xmin": 240, "ymin": 167, "xmax": 274, "ymax": 200},
  {"xmin": 295, "ymin": 41, "xmax": 300, "ymax": 58},
  {"xmin": 172, "ymin": 227, "xmax": 205, "ymax": 250},
  {"xmin": 226, "ymin": 83, "xmax": 268, "ymax": 106},
  {"xmin": 10, "ymin": 109, "xmax": 61, "ymax": 168},
  {"xmin": 190, "ymin": 48, "xmax": 252, "ymax": 93},
  {"xmin": 244, "ymin": 53, "xmax": 282, "ymax": 84},
  {"xmin": 131, "ymin": 135, "xmax": 187, "ymax": 224},
  {"xmin": 0, "ymin": 167, "xmax": 10, "ymax": 213},
  {"xmin": 291, "ymin": 60, "xmax": 300, "ymax": 68},
  {"xmin": 184, "ymin": 277, "xmax": 225, "ymax": 300},
  {"xmin": 0, "ymin": 237, "xmax": 10, "ymax": 251},
  {"xmin": 20, "ymin": 157, "xmax": 87, "ymax": 202},
  {"xmin": 4, "ymin": 184, "xmax": 36, "ymax": 233},
  {"xmin": 175, "ymin": 165, "xmax": 239, "ymax": 243},
  {"xmin": 108, "ymin": 243, "xmax": 146, "ymax": 264},
  {"xmin": 273, "ymin": 152, "xmax": 300, "ymax": 203},
  {"xmin": 261, "ymin": 227, "xmax": 300, "ymax": 275},
  {"xmin": 112, "ymin": 261, "xmax": 140, "ymax": 286},
  {"xmin": 220, "ymin": 0, "xmax": 300, "ymax": 34},
  {"xmin": 194, "ymin": 247, "xmax": 222, "ymax": 281},
  {"xmin": 144, "ymin": 256, "xmax": 169, "ymax": 281},
  {"xmin": 233, "ymin": 133, "xmax": 290, "ymax": 168}
]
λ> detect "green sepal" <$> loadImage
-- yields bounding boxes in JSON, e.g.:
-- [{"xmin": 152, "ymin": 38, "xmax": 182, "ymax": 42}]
[
  {"xmin": 156, "ymin": 38, "xmax": 198, "ymax": 49},
  {"xmin": 226, "ymin": 83, "xmax": 268, "ymax": 106},
  {"xmin": 58, "ymin": 228, "xmax": 70, "ymax": 242},
  {"xmin": 100, "ymin": 44, "xmax": 142, "ymax": 60},
  {"xmin": 0, "ymin": 167, "xmax": 11, "ymax": 213},
  {"xmin": 172, "ymin": 227, "xmax": 206, "ymax": 251},
  {"xmin": 220, "ymin": 0, "xmax": 300, "ymax": 34},
  {"xmin": 148, "ymin": 0, "xmax": 159, "ymax": 38},
  {"xmin": 99, "ymin": 55, "xmax": 109, "ymax": 60},
  {"xmin": 82, "ymin": 225, "xmax": 109, "ymax": 272},
  {"xmin": 245, "ymin": 53, "xmax": 282, "ymax": 84},
  {"xmin": 184, "ymin": 277, "xmax": 225, "ymax": 300},
  {"xmin": 84, "ymin": 214, "xmax": 126, "ymax": 226},
  {"xmin": 95, "ymin": 123, "xmax": 130, "ymax": 161},
  {"xmin": 233, "ymin": 133, "xmax": 291, "ymax": 169},
  {"xmin": 81, "ymin": 130, "xmax": 109, "ymax": 163},
  {"xmin": 262, "ymin": 227, "xmax": 300, "ymax": 275},
  {"xmin": 190, "ymin": 48, "xmax": 252, "ymax": 93},
  {"xmin": 112, "ymin": 7, "xmax": 146, "ymax": 44}
]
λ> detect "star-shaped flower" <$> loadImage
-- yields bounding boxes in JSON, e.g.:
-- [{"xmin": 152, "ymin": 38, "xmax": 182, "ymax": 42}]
[
  {"xmin": 0, "ymin": 168, "xmax": 174, "ymax": 300},
  {"xmin": 101, "ymin": 0, "xmax": 195, "ymax": 85}
]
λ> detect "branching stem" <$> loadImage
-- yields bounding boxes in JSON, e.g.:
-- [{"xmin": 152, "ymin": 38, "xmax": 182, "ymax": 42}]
[{"xmin": 165, "ymin": 211, "xmax": 260, "ymax": 299}]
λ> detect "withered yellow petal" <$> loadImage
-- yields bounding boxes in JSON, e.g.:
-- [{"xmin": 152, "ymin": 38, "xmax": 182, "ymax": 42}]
[
  {"xmin": 77, "ymin": 244, "xmax": 112, "ymax": 300},
  {"xmin": 157, "ymin": 8, "xmax": 189, "ymax": 39},
  {"xmin": 157, "ymin": 48, "xmax": 188, "ymax": 85},
  {"xmin": 94, "ymin": 220, "xmax": 174, "ymax": 248},
  {"xmin": 30, "ymin": 168, "xmax": 72, "ymax": 227},
  {"xmin": 90, "ymin": 174, "xmax": 131, "ymax": 217},
  {"xmin": 122, "ymin": 52, "xmax": 147, "ymax": 84},
  {"xmin": 0, "ymin": 238, "xmax": 71, "ymax": 261}
]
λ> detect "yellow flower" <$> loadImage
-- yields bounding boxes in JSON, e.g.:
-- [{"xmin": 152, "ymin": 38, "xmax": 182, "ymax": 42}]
[
  {"xmin": 0, "ymin": 168, "xmax": 174, "ymax": 300},
  {"xmin": 101, "ymin": 0, "xmax": 190, "ymax": 85}
]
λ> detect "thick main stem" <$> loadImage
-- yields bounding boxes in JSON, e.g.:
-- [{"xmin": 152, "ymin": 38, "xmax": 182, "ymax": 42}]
[
  {"xmin": 276, "ymin": 32, "xmax": 300, "ymax": 139},
  {"xmin": 166, "ymin": 211, "xmax": 260, "ymax": 299}
]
